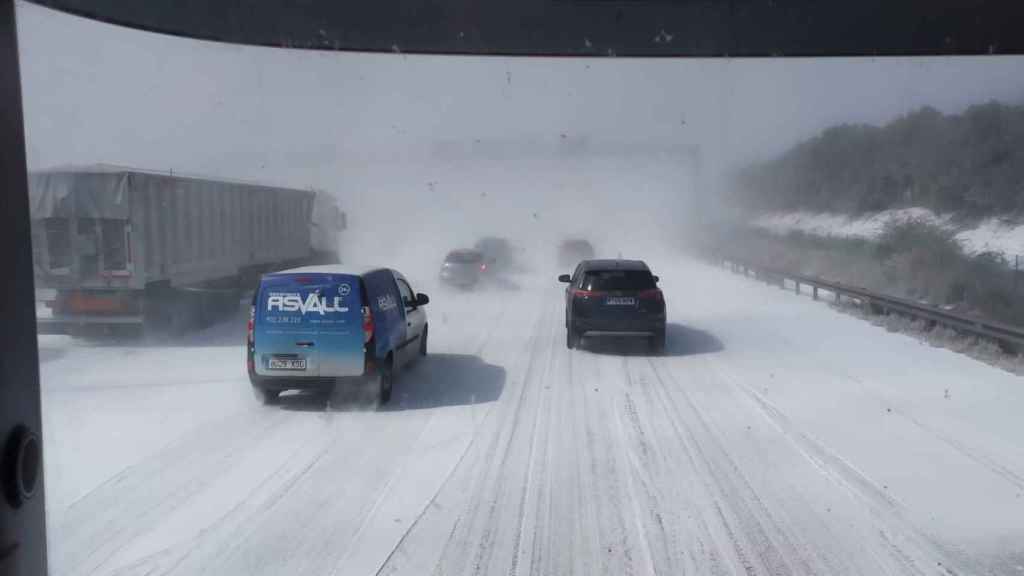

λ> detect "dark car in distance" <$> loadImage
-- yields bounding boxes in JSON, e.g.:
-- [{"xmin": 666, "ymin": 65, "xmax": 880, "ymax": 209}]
[
  {"xmin": 556, "ymin": 238, "xmax": 595, "ymax": 268},
  {"xmin": 474, "ymin": 236, "xmax": 515, "ymax": 273},
  {"xmin": 560, "ymin": 259, "xmax": 665, "ymax": 352}
]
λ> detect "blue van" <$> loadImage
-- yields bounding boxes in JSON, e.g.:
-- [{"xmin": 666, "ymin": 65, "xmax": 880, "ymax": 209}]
[{"xmin": 246, "ymin": 265, "xmax": 429, "ymax": 405}]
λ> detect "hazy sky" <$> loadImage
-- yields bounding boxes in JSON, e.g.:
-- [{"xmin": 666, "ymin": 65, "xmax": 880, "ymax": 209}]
[{"xmin": 15, "ymin": 1, "xmax": 1024, "ymax": 256}]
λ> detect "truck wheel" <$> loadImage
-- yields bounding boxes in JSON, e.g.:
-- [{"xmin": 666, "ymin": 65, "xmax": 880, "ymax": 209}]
[
  {"xmin": 650, "ymin": 327, "xmax": 666, "ymax": 354},
  {"xmin": 143, "ymin": 286, "xmax": 174, "ymax": 339},
  {"xmin": 253, "ymin": 386, "xmax": 280, "ymax": 405},
  {"xmin": 167, "ymin": 302, "xmax": 189, "ymax": 336},
  {"xmin": 163, "ymin": 291, "xmax": 198, "ymax": 337}
]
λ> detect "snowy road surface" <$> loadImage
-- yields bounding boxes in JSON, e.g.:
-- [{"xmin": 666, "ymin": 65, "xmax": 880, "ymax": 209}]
[{"xmin": 38, "ymin": 258, "xmax": 1024, "ymax": 575}]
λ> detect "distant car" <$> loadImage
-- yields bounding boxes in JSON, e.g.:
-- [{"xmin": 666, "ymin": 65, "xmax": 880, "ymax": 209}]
[
  {"xmin": 474, "ymin": 236, "xmax": 515, "ymax": 273},
  {"xmin": 557, "ymin": 238, "xmax": 595, "ymax": 268},
  {"xmin": 248, "ymin": 265, "xmax": 429, "ymax": 405},
  {"xmin": 440, "ymin": 249, "xmax": 486, "ymax": 287},
  {"xmin": 560, "ymin": 259, "xmax": 665, "ymax": 352}
]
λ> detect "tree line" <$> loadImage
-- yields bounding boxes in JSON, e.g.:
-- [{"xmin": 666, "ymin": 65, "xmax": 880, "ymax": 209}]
[{"xmin": 733, "ymin": 101, "xmax": 1024, "ymax": 217}]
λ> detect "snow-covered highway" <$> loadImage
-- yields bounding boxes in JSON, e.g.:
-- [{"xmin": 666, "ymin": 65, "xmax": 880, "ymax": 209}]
[{"xmin": 38, "ymin": 257, "xmax": 1024, "ymax": 576}]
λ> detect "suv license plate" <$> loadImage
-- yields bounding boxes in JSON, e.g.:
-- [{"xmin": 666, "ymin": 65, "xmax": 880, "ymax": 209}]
[
  {"xmin": 269, "ymin": 357, "xmax": 307, "ymax": 371},
  {"xmin": 606, "ymin": 297, "xmax": 636, "ymax": 305}
]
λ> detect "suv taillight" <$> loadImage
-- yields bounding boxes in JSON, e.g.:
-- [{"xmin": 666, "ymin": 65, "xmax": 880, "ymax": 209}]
[
  {"xmin": 572, "ymin": 288, "xmax": 603, "ymax": 299},
  {"xmin": 362, "ymin": 306, "xmax": 374, "ymax": 343},
  {"xmin": 247, "ymin": 305, "xmax": 255, "ymax": 343},
  {"xmin": 638, "ymin": 288, "xmax": 663, "ymax": 302}
]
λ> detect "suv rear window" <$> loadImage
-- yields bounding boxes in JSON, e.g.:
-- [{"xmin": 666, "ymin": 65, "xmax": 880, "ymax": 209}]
[{"xmin": 581, "ymin": 270, "xmax": 656, "ymax": 291}]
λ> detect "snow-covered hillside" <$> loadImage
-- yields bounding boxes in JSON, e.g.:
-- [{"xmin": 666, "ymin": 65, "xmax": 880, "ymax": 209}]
[{"xmin": 754, "ymin": 208, "xmax": 1024, "ymax": 260}]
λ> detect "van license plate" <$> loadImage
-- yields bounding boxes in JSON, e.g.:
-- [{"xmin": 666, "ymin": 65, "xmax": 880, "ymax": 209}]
[
  {"xmin": 606, "ymin": 297, "xmax": 636, "ymax": 306},
  {"xmin": 269, "ymin": 357, "xmax": 307, "ymax": 371}
]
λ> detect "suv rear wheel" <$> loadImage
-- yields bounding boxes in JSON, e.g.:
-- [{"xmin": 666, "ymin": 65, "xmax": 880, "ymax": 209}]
[
  {"xmin": 650, "ymin": 327, "xmax": 666, "ymax": 354},
  {"xmin": 566, "ymin": 324, "xmax": 580, "ymax": 350}
]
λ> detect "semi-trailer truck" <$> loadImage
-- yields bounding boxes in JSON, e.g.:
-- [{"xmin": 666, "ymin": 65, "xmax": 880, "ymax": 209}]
[{"xmin": 29, "ymin": 165, "xmax": 345, "ymax": 336}]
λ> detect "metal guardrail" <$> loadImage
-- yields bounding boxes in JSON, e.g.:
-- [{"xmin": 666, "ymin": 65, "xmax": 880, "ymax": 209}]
[{"xmin": 717, "ymin": 256, "xmax": 1024, "ymax": 352}]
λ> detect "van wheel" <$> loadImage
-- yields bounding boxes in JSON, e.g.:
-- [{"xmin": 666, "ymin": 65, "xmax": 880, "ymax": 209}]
[
  {"xmin": 253, "ymin": 387, "xmax": 280, "ymax": 405},
  {"xmin": 378, "ymin": 356, "xmax": 394, "ymax": 406},
  {"xmin": 419, "ymin": 326, "xmax": 428, "ymax": 357}
]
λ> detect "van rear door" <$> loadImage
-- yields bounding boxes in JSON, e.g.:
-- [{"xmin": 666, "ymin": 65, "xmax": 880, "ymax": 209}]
[
  {"xmin": 312, "ymin": 274, "xmax": 365, "ymax": 377},
  {"xmin": 363, "ymin": 269, "xmax": 406, "ymax": 361},
  {"xmin": 254, "ymin": 273, "xmax": 361, "ymax": 377}
]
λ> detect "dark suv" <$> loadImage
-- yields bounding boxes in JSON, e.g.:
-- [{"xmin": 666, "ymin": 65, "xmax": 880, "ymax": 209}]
[
  {"xmin": 557, "ymin": 238, "xmax": 595, "ymax": 268},
  {"xmin": 559, "ymin": 259, "xmax": 665, "ymax": 352}
]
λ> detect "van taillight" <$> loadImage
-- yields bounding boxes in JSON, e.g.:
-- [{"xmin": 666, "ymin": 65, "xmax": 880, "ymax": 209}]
[
  {"xmin": 247, "ymin": 305, "xmax": 255, "ymax": 343},
  {"xmin": 362, "ymin": 306, "xmax": 374, "ymax": 343}
]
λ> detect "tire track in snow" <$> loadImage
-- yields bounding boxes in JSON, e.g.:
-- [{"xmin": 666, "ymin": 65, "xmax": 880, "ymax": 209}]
[
  {"xmin": 506, "ymin": 306, "xmax": 562, "ymax": 576},
  {"xmin": 526, "ymin": 339, "xmax": 569, "ymax": 576},
  {"xmin": 621, "ymin": 358, "xmax": 734, "ymax": 575},
  {"xmin": 719, "ymin": 371, "xmax": 967, "ymax": 576},
  {"xmin": 464, "ymin": 298, "xmax": 556, "ymax": 576},
  {"xmin": 693, "ymin": 311, "xmax": 998, "ymax": 573},
  {"xmin": 569, "ymin": 349, "xmax": 653, "ymax": 576},
  {"xmin": 565, "ymin": 346, "xmax": 602, "ymax": 576},
  {"xmin": 329, "ymin": 410, "xmax": 442, "ymax": 574},
  {"xmin": 702, "ymin": 330, "xmax": 983, "ymax": 575},
  {"xmin": 51, "ymin": 280, "xmax": 516, "ymax": 569},
  {"xmin": 645, "ymin": 357, "xmax": 818, "ymax": 576},
  {"xmin": 250, "ymin": 414, "xmax": 437, "ymax": 576},
  {"xmin": 639, "ymin": 358, "xmax": 765, "ymax": 575},
  {"xmin": 618, "ymin": 374, "xmax": 691, "ymax": 575},
  {"xmin": 472, "ymin": 300, "xmax": 511, "ymax": 357},
  {"xmin": 107, "ymin": 427, "xmax": 340, "ymax": 576},
  {"xmin": 577, "ymin": 352, "xmax": 626, "ymax": 576},
  {"xmin": 892, "ymin": 409, "xmax": 1024, "ymax": 492},
  {"xmin": 707, "ymin": 275, "xmax": 1024, "ymax": 509},
  {"xmin": 378, "ymin": 292, "xmax": 551, "ymax": 576},
  {"xmin": 353, "ymin": 284, "xmax": 522, "ymax": 566},
  {"xmin": 607, "ymin": 359, "xmax": 659, "ymax": 576},
  {"xmin": 99, "ymin": 407, "xmax": 436, "ymax": 576},
  {"xmin": 51, "ymin": 408, "xmax": 297, "ymax": 576}
]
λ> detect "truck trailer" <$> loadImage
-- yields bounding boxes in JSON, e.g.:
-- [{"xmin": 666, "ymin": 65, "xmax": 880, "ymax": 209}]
[{"xmin": 29, "ymin": 166, "xmax": 344, "ymax": 336}]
